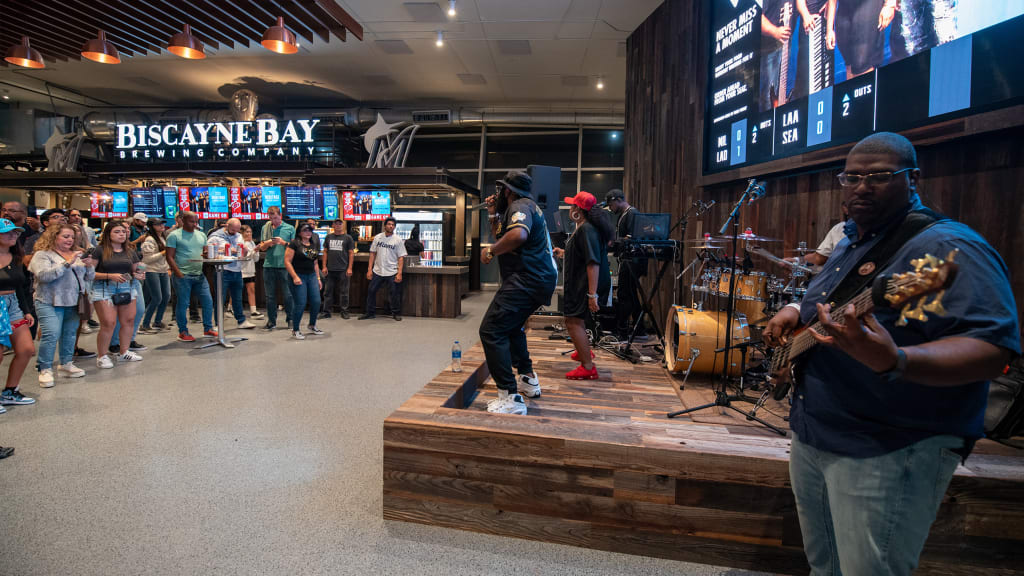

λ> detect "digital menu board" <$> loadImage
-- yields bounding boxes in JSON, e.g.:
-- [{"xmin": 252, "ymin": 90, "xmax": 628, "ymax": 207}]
[
  {"xmin": 231, "ymin": 186, "xmax": 281, "ymax": 219},
  {"xmin": 131, "ymin": 187, "xmax": 179, "ymax": 220},
  {"xmin": 323, "ymin": 186, "xmax": 339, "ymax": 220},
  {"xmin": 178, "ymin": 186, "xmax": 229, "ymax": 219},
  {"xmin": 704, "ymin": 1, "xmax": 1024, "ymax": 174},
  {"xmin": 90, "ymin": 190, "xmax": 129, "ymax": 218},
  {"xmin": 342, "ymin": 190, "xmax": 391, "ymax": 221},
  {"xmin": 283, "ymin": 186, "xmax": 323, "ymax": 220}
]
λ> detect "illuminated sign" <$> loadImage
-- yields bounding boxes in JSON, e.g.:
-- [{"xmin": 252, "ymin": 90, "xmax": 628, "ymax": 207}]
[{"xmin": 115, "ymin": 118, "xmax": 320, "ymax": 161}]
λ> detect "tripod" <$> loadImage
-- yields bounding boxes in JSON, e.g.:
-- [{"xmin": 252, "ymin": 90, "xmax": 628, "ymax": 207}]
[
  {"xmin": 609, "ymin": 243, "xmax": 673, "ymax": 363},
  {"xmin": 666, "ymin": 180, "xmax": 786, "ymax": 436}
]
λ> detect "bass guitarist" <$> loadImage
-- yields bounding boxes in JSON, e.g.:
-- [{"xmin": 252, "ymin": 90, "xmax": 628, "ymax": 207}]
[{"xmin": 762, "ymin": 132, "xmax": 1019, "ymax": 575}]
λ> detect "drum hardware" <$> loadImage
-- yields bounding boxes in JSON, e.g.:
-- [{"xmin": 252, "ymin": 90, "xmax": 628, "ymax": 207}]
[{"xmin": 667, "ymin": 179, "xmax": 787, "ymax": 436}]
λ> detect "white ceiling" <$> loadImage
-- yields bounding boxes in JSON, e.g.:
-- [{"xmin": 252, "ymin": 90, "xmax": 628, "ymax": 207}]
[{"xmin": 0, "ymin": 0, "xmax": 664, "ymax": 114}]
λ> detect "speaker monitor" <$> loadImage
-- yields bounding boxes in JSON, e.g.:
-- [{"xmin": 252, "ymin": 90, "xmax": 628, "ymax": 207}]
[{"xmin": 526, "ymin": 164, "xmax": 561, "ymax": 232}]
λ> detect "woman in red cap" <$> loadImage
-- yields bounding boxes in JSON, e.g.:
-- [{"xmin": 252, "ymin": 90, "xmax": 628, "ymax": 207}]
[{"xmin": 559, "ymin": 191, "xmax": 613, "ymax": 380}]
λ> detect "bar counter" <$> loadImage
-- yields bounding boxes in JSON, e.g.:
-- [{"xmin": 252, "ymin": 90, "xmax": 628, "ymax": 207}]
[{"xmin": 348, "ymin": 254, "xmax": 468, "ymax": 318}]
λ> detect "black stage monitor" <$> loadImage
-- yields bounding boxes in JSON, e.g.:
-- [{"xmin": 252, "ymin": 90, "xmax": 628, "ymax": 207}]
[
  {"xmin": 526, "ymin": 164, "xmax": 561, "ymax": 231},
  {"xmin": 632, "ymin": 213, "xmax": 671, "ymax": 241}
]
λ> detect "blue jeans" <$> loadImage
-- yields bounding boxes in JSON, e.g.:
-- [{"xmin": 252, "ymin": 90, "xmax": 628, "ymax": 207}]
[
  {"xmin": 262, "ymin": 267, "xmax": 293, "ymax": 326},
  {"xmin": 222, "ymin": 270, "xmax": 245, "ymax": 323},
  {"xmin": 789, "ymin": 434, "xmax": 963, "ymax": 575},
  {"xmin": 142, "ymin": 272, "xmax": 170, "ymax": 327},
  {"xmin": 289, "ymin": 271, "xmax": 320, "ymax": 331},
  {"xmin": 173, "ymin": 274, "xmax": 214, "ymax": 334},
  {"xmin": 111, "ymin": 279, "xmax": 144, "ymax": 348},
  {"xmin": 365, "ymin": 273, "xmax": 402, "ymax": 317},
  {"xmin": 35, "ymin": 301, "xmax": 79, "ymax": 370}
]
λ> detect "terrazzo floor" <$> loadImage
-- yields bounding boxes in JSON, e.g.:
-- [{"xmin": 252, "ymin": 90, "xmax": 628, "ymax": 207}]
[{"xmin": 0, "ymin": 291, "xmax": 767, "ymax": 576}]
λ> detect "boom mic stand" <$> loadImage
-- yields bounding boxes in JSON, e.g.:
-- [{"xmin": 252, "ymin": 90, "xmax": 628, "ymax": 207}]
[{"xmin": 667, "ymin": 180, "xmax": 786, "ymax": 436}]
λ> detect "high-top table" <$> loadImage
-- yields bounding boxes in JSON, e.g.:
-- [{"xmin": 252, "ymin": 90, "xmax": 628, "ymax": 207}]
[{"xmin": 193, "ymin": 257, "xmax": 248, "ymax": 349}]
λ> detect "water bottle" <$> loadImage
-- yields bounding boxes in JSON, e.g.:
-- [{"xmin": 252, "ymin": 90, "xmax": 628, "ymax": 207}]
[{"xmin": 451, "ymin": 340, "xmax": 462, "ymax": 373}]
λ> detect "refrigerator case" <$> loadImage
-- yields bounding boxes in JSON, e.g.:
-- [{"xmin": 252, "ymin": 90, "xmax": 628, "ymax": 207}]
[{"xmin": 396, "ymin": 221, "xmax": 444, "ymax": 267}]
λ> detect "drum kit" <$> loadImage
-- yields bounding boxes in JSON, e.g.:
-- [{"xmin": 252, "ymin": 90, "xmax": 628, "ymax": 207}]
[{"xmin": 665, "ymin": 227, "xmax": 820, "ymax": 380}]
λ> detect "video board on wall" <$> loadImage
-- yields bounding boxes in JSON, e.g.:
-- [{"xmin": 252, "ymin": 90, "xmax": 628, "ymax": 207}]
[{"xmin": 705, "ymin": 0, "xmax": 1024, "ymax": 174}]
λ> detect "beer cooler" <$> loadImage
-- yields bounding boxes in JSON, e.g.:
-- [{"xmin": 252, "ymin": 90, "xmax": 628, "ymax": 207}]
[{"xmin": 394, "ymin": 212, "xmax": 444, "ymax": 267}]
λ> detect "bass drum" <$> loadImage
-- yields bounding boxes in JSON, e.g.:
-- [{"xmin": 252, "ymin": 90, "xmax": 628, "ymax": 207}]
[{"xmin": 665, "ymin": 306, "xmax": 751, "ymax": 377}]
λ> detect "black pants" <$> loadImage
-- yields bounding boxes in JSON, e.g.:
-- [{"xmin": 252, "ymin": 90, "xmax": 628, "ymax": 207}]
[
  {"xmin": 479, "ymin": 285, "xmax": 547, "ymax": 393},
  {"xmin": 366, "ymin": 273, "xmax": 402, "ymax": 316},
  {"xmin": 321, "ymin": 271, "xmax": 350, "ymax": 313},
  {"xmin": 615, "ymin": 263, "xmax": 645, "ymax": 336}
]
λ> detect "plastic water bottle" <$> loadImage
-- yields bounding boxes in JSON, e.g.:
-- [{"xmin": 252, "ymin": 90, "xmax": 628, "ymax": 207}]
[{"xmin": 451, "ymin": 341, "xmax": 462, "ymax": 373}]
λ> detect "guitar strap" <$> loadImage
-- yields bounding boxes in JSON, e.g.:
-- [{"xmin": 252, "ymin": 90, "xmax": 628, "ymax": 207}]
[{"xmin": 823, "ymin": 207, "xmax": 949, "ymax": 309}]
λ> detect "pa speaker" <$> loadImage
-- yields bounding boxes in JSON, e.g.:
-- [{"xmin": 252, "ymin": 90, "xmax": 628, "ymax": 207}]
[{"xmin": 527, "ymin": 164, "xmax": 562, "ymax": 232}]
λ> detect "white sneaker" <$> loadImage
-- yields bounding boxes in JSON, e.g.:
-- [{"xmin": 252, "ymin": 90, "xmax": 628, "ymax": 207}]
[
  {"xmin": 486, "ymin": 389, "xmax": 528, "ymax": 415},
  {"xmin": 518, "ymin": 373, "xmax": 541, "ymax": 398},
  {"xmin": 79, "ymin": 324, "xmax": 95, "ymax": 334},
  {"xmin": 292, "ymin": 330, "xmax": 306, "ymax": 340},
  {"xmin": 38, "ymin": 369, "xmax": 54, "ymax": 388},
  {"xmin": 118, "ymin": 351, "xmax": 143, "ymax": 363},
  {"xmin": 0, "ymin": 404, "xmax": 6, "ymax": 414},
  {"xmin": 238, "ymin": 320, "xmax": 256, "ymax": 329},
  {"xmin": 58, "ymin": 363, "xmax": 86, "ymax": 378},
  {"xmin": 96, "ymin": 355, "xmax": 114, "ymax": 369}
]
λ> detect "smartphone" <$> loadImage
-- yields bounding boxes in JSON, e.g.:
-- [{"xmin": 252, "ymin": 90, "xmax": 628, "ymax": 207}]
[{"xmin": 26, "ymin": 206, "xmax": 38, "ymax": 218}]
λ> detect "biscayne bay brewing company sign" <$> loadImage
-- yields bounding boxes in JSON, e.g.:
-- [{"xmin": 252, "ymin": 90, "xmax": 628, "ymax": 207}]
[{"xmin": 115, "ymin": 119, "xmax": 321, "ymax": 160}]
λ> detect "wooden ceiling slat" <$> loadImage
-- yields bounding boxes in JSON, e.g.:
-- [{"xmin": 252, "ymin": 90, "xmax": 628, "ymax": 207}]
[
  {"xmin": 49, "ymin": 0, "xmax": 169, "ymax": 54},
  {"xmin": 187, "ymin": 0, "xmax": 266, "ymax": 42},
  {"xmin": 231, "ymin": 0, "xmax": 318, "ymax": 45},
  {"xmin": 141, "ymin": 0, "xmax": 237, "ymax": 49},
  {"xmin": 313, "ymin": 0, "xmax": 362, "ymax": 41},
  {"xmin": 28, "ymin": 1, "xmax": 150, "ymax": 55},
  {"xmin": 274, "ymin": 0, "xmax": 331, "ymax": 44},
  {"xmin": 14, "ymin": 4, "xmax": 147, "ymax": 56},
  {"xmin": 298, "ymin": 0, "xmax": 346, "ymax": 41},
  {"xmin": 176, "ymin": 1, "xmax": 253, "ymax": 47},
  {"xmin": 108, "ymin": 0, "xmax": 221, "ymax": 51}
]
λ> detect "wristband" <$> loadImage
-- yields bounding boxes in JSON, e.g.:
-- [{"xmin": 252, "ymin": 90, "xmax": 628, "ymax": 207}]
[
  {"xmin": 587, "ymin": 293, "xmax": 598, "ymax": 299},
  {"xmin": 878, "ymin": 348, "xmax": 908, "ymax": 382}
]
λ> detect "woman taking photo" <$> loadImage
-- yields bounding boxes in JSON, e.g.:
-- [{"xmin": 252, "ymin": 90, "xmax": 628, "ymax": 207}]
[
  {"xmin": 284, "ymin": 223, "xmax": 322, "ymax": 340},
  {"xmin": 28, "ymin": 223, "xmax": 94, "ymax": 385},
  {"xmin": 89, "ymin": 222, "xmax": 143, "ymax": 368},
  {"xmin": 559, "ymin": 191, "xmax": 613, "ymax": 381},
  {"xmin": 0, "ymin": 218, "xmax": 37, "ymax": 410},
  {"xmin": 139, "ymin": 218, "xmax": 170, "ymax": 333}
]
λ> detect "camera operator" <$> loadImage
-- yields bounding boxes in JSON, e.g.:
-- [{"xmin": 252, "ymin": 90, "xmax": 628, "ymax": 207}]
[{"xmin": 605, "ymin": 189, "xmax": 646, "ymax": 340}]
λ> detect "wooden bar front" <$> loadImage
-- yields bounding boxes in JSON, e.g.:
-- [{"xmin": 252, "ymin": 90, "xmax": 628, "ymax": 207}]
[{"xmin": 348, "ymin": 255, "xmax": 468, "ymax": 318}]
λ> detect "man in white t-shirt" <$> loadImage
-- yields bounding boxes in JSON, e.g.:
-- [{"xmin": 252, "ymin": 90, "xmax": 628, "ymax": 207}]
[
  {"xmin": 799, "ymin": 202, "xmax": 849, "ymax": 267},
  {"xmin": 359, "ymin": 217, "xmax": 407, "ymax": 321}
]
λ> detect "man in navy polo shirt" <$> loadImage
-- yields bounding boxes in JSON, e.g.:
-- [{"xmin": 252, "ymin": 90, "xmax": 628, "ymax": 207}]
[{"xmin": 764, "ymin": 132, "xmax": 1019, "ymax": 575}]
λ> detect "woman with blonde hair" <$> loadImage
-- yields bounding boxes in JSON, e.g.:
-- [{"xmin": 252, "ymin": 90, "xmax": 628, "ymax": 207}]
[{"xmin": 28, "ymin": 223, "xmax": 94, "ymax": 385}]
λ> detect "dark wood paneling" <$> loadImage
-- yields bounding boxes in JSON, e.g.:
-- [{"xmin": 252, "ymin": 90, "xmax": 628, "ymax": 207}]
[{"xmin": 625, "ymin": 0, "xmax": 1024, "ymax": 328}]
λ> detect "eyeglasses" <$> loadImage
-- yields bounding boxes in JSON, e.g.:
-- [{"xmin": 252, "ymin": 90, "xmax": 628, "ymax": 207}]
[{"xmin": 837, "ymin": 167, "xmax": 914, "ymax": 187}]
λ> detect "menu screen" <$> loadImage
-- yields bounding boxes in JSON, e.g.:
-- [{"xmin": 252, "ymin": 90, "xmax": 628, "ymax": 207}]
[
  {"xmin": 704, "ymin": 1, "xmax": 1024, "ymax": 174},
  {"xmin": 131, "ymin": 188, "xmax": 164, "ymax": 219},
  {"xmin": 231, "ymin": 186, "xmax": 280, "ymax": 220},
  {"xmin": 342, "ymin": 190, "xmax": 391, "ymax": 221},
  {"xmin": 283, "ymin": 186, "xmax": 323, "ymax": 220},
  {"xmin": 90, "ymin": 191, "xmax": 129, "ymax": 218}
]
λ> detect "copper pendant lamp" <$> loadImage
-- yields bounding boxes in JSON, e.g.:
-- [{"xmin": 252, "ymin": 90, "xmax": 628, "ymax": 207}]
[
  {"xmin": 168, "ymin": 24, "xmax": 206, "ymax": 59},
  {"xmin": 261, "ymin": 16, "xmax": 298, "ymax": 54},
  {"xmin": 82, "ymin": 30, "xmax": 121, "ymax": 64},
  {"xmin": 4, "ymin": 37, "xmax": 45, "ymax": 69}
]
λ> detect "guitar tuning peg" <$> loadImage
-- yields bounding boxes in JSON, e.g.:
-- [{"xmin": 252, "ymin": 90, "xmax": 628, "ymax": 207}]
[
  {"xmin": 905, "ymin": 300, "xmax": 929, "ymax": 323},
  {"xmin": 922, "ymin": 290, "xmax": 947, "ymax": 316},
  {"xmin": 910, "ymin": 257, "xmax": 926, "ymax": 272},
  {"xmin": 924, "ymin": 254, "xmax": 940, "ymax": 269},
  {"xmin": 897, "ymin": 303, "xmax": 911, "ymax": 327},
  {"xmin": 946, "ymin": 249, "xmax": 958, "ymax": 263}
]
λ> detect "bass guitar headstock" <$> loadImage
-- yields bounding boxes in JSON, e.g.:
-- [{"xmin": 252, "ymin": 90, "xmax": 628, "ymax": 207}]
[{"xmin": 874, "ymin": 250, "xmax": 959, "ymax": 326}]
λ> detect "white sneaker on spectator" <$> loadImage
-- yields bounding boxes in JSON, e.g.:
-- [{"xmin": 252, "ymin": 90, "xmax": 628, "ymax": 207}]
[
  {"xmin": 118, "ymin": 351, "xmax": 143, "ymax": 363},
  {"xmin": 79, "ymin": 324, "xmax": 95, "ymax": 334},
  {"xmin": 96, "ymin": 355, "xmax": 114, "ymax": 369},
  {"xmin": 238, "ymin": 319, "xmax": 256, "ymax": 329},
  {"xmin": 58, "ymin": 363, "xmax": 86, "ymax": 378},
  {"xmin": 292, "ymin": 330, "xmax": 306, "ymax": 340},
  {"xmin": 518, "ymin": 373, "xmax": 541, "ymax": 398},
  {"xmin": 38, "ymin": 369, "xmax": 54, "ymax": 388},
  {"xmin": 486, "ymin": 389, "xmax": 528, "ymax": 415}
]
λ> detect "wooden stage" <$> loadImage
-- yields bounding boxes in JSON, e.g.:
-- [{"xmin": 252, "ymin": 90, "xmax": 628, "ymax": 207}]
[{"xmin": 383, "ymin": 330, "xmax": 1024, "ymax": 575}]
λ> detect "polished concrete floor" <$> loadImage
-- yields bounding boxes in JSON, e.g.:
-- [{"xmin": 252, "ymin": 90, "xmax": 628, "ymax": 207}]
[{"xmin": 0, "ymin": 292, "xmax": 765, "ymax": 576}]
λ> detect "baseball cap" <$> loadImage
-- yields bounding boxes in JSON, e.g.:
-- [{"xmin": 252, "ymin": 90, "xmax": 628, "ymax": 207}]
[
  {"xmin": 0, "ymin": 218, "xmax": 25, "ymax": 234},
  {"xmin": 605, "ymin": 189, "xmax": 625, "ymax": 202},
  {"xmin": 564, "ymin": 191, "xmax": 597, "ymax": 211},
  {"xmin": 132, "ymin": 212, "xmax": 147, "ymax": 222}
]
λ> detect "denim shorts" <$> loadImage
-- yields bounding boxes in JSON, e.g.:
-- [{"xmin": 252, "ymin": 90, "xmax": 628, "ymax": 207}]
[
  {"xmin": 89, "ymin": 279, "xmax": 135, "ymax": 303},
  {"xmin": 0, "ymin": 293, "xmax": 24, "ymax": 322}
]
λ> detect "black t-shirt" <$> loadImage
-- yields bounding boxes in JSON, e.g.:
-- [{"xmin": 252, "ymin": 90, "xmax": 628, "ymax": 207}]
[
  {"xmin": 0, "ymin": 258, "xmax": 31, "ymax": 314},
  {"xmin": 496, "ymin": 197, "xmax": 557, "ymax": 295},
  {"xmin": 90, "ymin": 247, "xmax": 139, "ymax": 276},
  {"xmin": 289, "ymin": 239, "xmax": 320, "ymax": 275},
  {"xmin": 324, "ymin": 233, "xmax": 354, "ymax": 271},
  {"xmin": 564, "ymin": 220, "xmax": 610, "ymax": 303},
  {"xmin": 615, "ymin": 206, "xmax": 648, "ymax": 277}
]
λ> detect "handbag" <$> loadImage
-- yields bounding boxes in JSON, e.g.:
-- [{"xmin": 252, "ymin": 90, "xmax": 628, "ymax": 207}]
[{"xmin": 111, "ymin": 279, "xmax": 132, "ymax": 306}]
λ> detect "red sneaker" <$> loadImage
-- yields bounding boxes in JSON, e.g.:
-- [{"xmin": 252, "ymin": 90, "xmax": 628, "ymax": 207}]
[
  {"xmin": 566, "ymin": 364, "xmax": 599, "ymax": 380},
  {"xmin": 204, "ymin": 329, "xmax": 219, "ymax": 338},
  {"xmin": 177, "ymin": 332, "xmax": 195, "ymax": 343},
  {"xmin": 570, "ymin": 349, "xmax": 595, "ymax": 362}
]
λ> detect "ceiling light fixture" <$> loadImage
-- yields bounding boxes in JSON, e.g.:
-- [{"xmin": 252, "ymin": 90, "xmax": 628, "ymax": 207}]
[
  {"xmin": 82, "ymin": 30, "xmax": 121, "ymax": 64},
  {"xmin": 4, "ymin": 36, "xmax": 45, "ymax": 69},
  {"xmin": 596, "ymin": 76, "xmax": 605, "ymax": 90},
  {"xmin": 168, "ymin": 24, "xmax": 206, "ymax": 59},
  {"xmin": 436, "ymin": 30, "xmax": 444, "ymax": 47},
  {"xmin": 262, "ymin": 16, "xmax": 298, "ymax": 54},
  {"xmin": 448, "ymin": 0, "xmax": 457, "ymax": 17}
]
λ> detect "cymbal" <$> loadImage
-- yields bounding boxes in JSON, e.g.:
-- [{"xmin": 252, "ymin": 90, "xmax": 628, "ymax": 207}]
[
  {"xmin": 687, "ymin": 242, "xmax": 726, "ymax": 250},
  {"xmin": 750, "ymin": 247, "xmax": 813, "ymax": 274},
  {"xmin": 785, "ymin": 247, "xmax": 817, "ymax": 254},
  {"xmin": 713, "ymin": 233, "xmax": 781, "ymax": 243}
]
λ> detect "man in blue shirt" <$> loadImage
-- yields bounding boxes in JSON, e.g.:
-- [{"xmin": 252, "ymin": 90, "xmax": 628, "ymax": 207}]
[{"xmin": 764, "ymin": 132, "xmax": 1019, "ymax": 575}]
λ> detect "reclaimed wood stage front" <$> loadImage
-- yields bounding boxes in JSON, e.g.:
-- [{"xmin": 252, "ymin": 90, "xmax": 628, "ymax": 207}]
[{"xmin": 383, "ymin": 333, "xmax": 1024, "ymax": 575}]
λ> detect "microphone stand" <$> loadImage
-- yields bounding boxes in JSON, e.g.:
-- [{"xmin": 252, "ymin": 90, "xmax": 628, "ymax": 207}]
[{"xmin": 667, "ymin": 180, "xmax": 786, "ymax": 436}]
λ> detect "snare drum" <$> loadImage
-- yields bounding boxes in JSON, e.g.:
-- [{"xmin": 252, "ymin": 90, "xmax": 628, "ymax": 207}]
[
  {"xmin": 665, "ymin": 306, "xmax": 751, "ymax": 377},
  {"xmin": 716, "ymin": 270, "xmax": 770, "ymax": 301}
]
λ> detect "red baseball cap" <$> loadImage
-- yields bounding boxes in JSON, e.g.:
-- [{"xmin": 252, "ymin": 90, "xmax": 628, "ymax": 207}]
[{"xmin": 564, "ymin": 191, "xmax": 596, "ymax": 211}]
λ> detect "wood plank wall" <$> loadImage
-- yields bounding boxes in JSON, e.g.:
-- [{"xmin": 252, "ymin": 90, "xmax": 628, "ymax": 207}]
[{"xmin": 625, "ymin": 0, "xmax": 1024, "ymax": 329}]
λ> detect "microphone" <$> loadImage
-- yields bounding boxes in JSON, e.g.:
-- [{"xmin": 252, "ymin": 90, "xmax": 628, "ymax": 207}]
[
  {"xmin": 696, "ymin": 199, "xmax": 716, "ymax": 215},
  {"xmin": 748, "ymin": 180, "xmax": 767, "ymax": 203}
]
